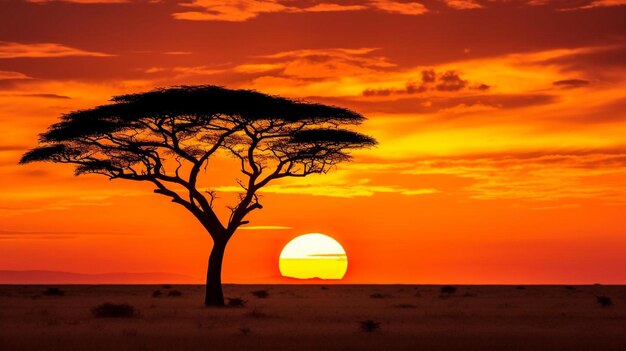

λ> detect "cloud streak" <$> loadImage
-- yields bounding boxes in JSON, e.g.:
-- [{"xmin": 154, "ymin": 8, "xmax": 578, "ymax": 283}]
[
  {"xmin": 0, "ymin": 42, "xmax": 112, "ymax": 59},
  {"xmin": 173, "ymin": 0, "xmax": 428, "ymax": 22}
]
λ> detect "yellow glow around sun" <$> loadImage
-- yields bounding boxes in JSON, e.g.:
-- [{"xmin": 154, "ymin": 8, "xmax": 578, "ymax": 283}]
[{"xmin": 279, "ymin": 233, "xmax": 348, "ymax": 280}]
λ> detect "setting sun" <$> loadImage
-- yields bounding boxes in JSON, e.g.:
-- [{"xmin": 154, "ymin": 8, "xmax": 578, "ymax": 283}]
[{"xmin": 279, "ymin": 234, "xmax": 348, "ymax": 280}]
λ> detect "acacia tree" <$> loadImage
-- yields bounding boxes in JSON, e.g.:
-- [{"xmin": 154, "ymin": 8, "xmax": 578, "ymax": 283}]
[{"xmin": 20, "ymin": 85, "xmax": 376, "ymax": 306}]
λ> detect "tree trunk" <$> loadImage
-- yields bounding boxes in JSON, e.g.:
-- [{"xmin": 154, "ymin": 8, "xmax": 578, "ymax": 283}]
[{"xmin": 205, "ymin": 239, "xmax": 227, "ymax": 306}]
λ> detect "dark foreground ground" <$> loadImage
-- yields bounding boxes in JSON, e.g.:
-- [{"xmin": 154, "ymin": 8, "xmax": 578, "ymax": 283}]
[{"xmin": 0, "ymin": 285, "xmax": 625, "ymax": 351}]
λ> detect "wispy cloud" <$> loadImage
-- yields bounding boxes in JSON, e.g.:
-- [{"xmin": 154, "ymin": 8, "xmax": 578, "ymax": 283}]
[
  {"xmin": 568, "ymin": 0, "xmax": 626, "ymax": 10},
  {"xmin": 443, "ymin": 0, "xmax": 482, "ymax": 10},
  {"xmin": 0, "ymin": 229, "xmax": 136, "ymax": 240},
  {"xmin": 173, "ymin": 0, "xmax": 427, "ymax": 22},
  {"xmin": 0, "ymin": 71, "xmax": 31, "ymax": 80},
  {"xmin": 27, "ymin": 0, "xmax": 129, "ymax": 3},
  {"xmin": 0, "ymin": 42, "xmax": 112, "ymax": 59},
  {"xmin": 403, "ymin": 151, "xmax": 626, "ymax": 202},
  {"xmin": 238, "ymin": 225, "xmax": 292, "ymax": 230}
]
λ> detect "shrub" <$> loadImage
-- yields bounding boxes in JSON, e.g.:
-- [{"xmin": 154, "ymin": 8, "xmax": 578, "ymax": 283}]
[
  {"xmin": 440, "ymin": 286, "xmax": 457, "ymax": 295},
  {"xmin": 168, "ymin": 290, "xmax": 183, "ymax": 297},
  {"xmin": 162, "ymin": 284, "xmax": 171, "ymax": 289},
  {"xmin": 370, "ymin": 293, "xmax": 386, "ymax": 299},
  {"xmin": 597, "ymin": 296, "xmax": 612, "ymax": 307},
  {"xmin": 43, "ymin": 287, "xmax": 64, "ymax": 296},
  {"xmin": 152, "ymin": 290, "xmax": 163, "ymax": 297},
  {"xmin": 359, "ymin": 320, "xmax": 380, "ymax": 332},
  {"xmin": 227, "ymin": 297, "xmax": 247, "ymax": 307},
  {"xmin": 251, "ymin": 290, "xmax": 269, "ymax": 298},
  {"xmin": 91, "ymin": 303, "xmax": 136, "ymax": 318},
  {"xmin": 239, "ymin": 327, "xmax": 252, "ymax": 336},
  {"xmin": 394, "ymin": 304, "xmax": 416, "ymax": 308},
  {"xmin": 245, "ymin": 309, "xmax": 269, "ymax": 318}
]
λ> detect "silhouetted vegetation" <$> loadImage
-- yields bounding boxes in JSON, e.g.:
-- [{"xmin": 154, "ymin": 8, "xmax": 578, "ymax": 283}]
[
  {"xmin": 43, "ymin": 287, "xmax": 64, "ymax": 296},
  {"xmin": 516, "ymin": 286, "xmax": 526, "ymax": 290},
  {"xmin": 168, "ymin": 290, "xmax": 183, "ymax": 297},
  {"xmin": 440, "ymin": 286, "xmax": 457, "ymax": 295},
  {"xmin": 162, "ymin": 284, "xmax": 171, "ymax": 289},
  {"xmin": 239, "ymin": 327, "xmax": 252, "ymax": 336},
  {"xmin": 152, "ymin": 290, "xmax": 163, "ymax": 297},
  {"xmin": 20, "ymin": 85, "xmax": 376, "ymax": 307},
  {"xmin": 370, "ymin": 293, "xmax": 387, "ymax": 299},
  {"xmin": 359, "ymin": 320, "xmax": 381, "ymax": 332},
  {"xmin": 227, "ymin": 297, "xmax": 247, "ymax": 307},
  {"xmin": 596, "ymin": 296, "xmax": 612, "ymax": 307},
  {"xmin": 251, "ymin": 290, "xmax": 269, "ymax": 298},
  {"xmin": 394, "ymin": 304, "xmax": 417, "ymax": 309},
  {"xmin": 245, "ymin": 309, "xmax": 270, "ymax": 318},
  {"xmin": 91, "ymin": 303, "xmax": 136, "ymax": 318}
]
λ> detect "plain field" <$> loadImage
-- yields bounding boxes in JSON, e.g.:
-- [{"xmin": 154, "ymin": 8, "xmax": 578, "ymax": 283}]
[{"xmin": 0, "ymin": 284, "xmax": 625, "ymax": 351}]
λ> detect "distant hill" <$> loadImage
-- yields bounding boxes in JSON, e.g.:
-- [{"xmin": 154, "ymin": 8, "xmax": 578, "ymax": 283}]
[{"xmin": 0, "ymin": 270, "xmax": 197, "ymax": 284}]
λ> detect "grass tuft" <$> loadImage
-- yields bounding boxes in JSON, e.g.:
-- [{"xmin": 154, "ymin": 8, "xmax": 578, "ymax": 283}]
[
  {"xmin": 227, "ymin": 297, "xmax": 247, "ymax": 307},
  {"xmin": 91, "ymin": 303, "xmax": 136, "ymax": 318},
  {"xmin": 359, "ymin": 319, "xmax": 380, "ymax": 332}
]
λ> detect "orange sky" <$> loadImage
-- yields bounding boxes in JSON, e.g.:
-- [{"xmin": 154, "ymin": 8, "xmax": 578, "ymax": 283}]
[{"xmin": 2, "ymin": 0, "xmax": 626, "ymax": 284}]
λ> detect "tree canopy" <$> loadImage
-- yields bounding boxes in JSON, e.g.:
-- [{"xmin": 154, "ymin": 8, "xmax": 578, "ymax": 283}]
[{"xmin": 20, "ymin": 85, "xmax": 376, "ymax": 236}]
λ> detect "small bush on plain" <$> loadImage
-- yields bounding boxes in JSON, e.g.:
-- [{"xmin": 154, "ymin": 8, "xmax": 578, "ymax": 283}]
[
  {"xmin": 359, "ymin": 320, "xmax": 380, "ymax": 332},
  {"xmin": 91, "ymin": 303, "xmax": 136, "ymax": 318},
  {"xmin": 43, "ymin": 287, "xmax": 64, "ymax": 296}
]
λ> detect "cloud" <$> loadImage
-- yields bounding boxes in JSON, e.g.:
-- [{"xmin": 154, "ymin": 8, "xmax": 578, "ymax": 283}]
[
  {"xmin": 238, "ymin": 225, "xmax": 292, "ymax": 230},
  {"xmin": 402, "ymin": 150, "xmax": 626, "ymax": 202},
  {"xmin": 0, "ymin": 42, "xmax": 112, "ymax": 59},
  {"xmin": 173, "ymin": 0, "xmax": 290, "ymax": 21},
  {"xmin": 362, "ymin": 69, "xmax": 475, "ymax": 96},
  {"xmin": 539, "ymin": 45, "xmax": 626, "ymax": 74},
  {"xmin": 211, "ymin": 175, "xmax": 437, "ymax": 198},
  {"xmin": 172, "ymin": 66, "xmax": 226, "ymax": 75},
  {"xmin": 568, "ymin": 0, "xmax": 626, "ymax": 10},
  {"xmin": 0, "ymin": 229, "xmax": 135, "ymax": 240},
  {"xmin": 0, "ymin": 71, "xmax": 31, "ymax": 80},
  {"xmin": 443, "ymin": 0, "xmax": 482, "ymax": 10},
  {"xmin": 173, "ymin": 0, "xmax": 427, "ymax": 22},
  {"xmin": 369, "ymin": 0, "xmax": 428, "ymax": 14},
  {"xmin": 553, "ymin": 79, "xmax": 590, "ymax": 88}
]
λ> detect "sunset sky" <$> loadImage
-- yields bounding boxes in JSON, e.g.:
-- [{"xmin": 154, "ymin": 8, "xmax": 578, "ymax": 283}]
[{"xmin": 2, "ymin": 0, "xmax": 626, "ymax": 284}]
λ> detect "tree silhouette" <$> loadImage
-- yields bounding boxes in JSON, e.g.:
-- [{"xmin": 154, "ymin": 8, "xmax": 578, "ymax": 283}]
[{"xmin": 20, "ymin": 85, "xmax": 376, "ymax": 306}]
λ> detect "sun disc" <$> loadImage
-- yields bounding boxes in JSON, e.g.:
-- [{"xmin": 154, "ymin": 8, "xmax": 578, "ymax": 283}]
[{"xmin": 279, "ymin": 233, "xmax": 348, "ymax": 280}]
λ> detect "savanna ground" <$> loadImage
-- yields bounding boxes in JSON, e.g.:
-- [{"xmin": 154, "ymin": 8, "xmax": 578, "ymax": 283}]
[{"xmin": 0, "ymin": 285, "xmax": 624, "ymax": 351}]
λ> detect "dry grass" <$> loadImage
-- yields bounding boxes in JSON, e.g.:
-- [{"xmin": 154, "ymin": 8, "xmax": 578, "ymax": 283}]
[{"xmin": 1, "ymin": 285, "xmax": 626, "ymax": 351}]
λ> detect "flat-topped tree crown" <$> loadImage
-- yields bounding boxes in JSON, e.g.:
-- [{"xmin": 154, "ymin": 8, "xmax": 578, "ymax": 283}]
[{"xmin": 20, "ymin": 85, "xmax": 376, "ymax": 306}]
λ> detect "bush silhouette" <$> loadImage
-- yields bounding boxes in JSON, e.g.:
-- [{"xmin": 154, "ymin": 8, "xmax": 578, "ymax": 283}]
[
  {"xmin": 227, "ymin": 297, "xmax": 247, "ymax": 307},
  {"xmin": 440, "ymin": 286, "xmax": 457, "ymax": 295},
  {"xmin": 168, "ymin": 290, "xmax": 183, "ymax": 297},
  {"xmin": 359, "ymin": 320, "xmax": 381, "ymax": 332},
  {"xmin": 43, "ymin": 287, "xmax": 64, "ymax": 296},
  {"xmin": 369, "ymin": 293, "xmax": 387, "ymax": 299},
  {"xmin": 152, "ymin": 290, "xmax": 163, "ymax": 297},
  {"xmin": 251, "ymin": 290, "xmax": 269, "ymax": 298},
  {"xmin": 596, "ymin": 296, "xmax": 612, "ymax": 307},
  {"xmin": 91, "ymin": 303, "xmax": 136, "ymax": 318}
]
